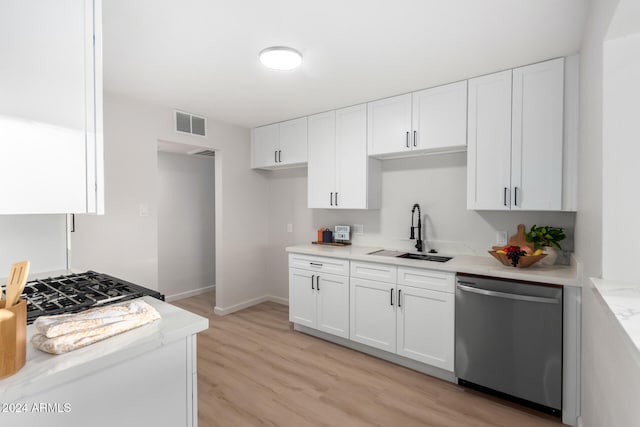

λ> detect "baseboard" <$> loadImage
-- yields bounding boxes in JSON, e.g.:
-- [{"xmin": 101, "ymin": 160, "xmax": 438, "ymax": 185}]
[
  {"xmin": 164, "ymin": 285, "xmax": 215, "ymax": 302},
  {"xmin": 214, "ymin": 294, "xmax": 288, "ymax": 316}
]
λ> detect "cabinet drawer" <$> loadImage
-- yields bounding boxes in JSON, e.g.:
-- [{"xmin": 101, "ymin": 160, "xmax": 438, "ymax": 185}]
[
  {"xmin": 288, "ymin": 254, "xmax": 349, "ymax": 276},
  {"xmin": 350, "ymin": 261, "xmax": 397, "ymax": 284},
  {"xmin": 397, "ymin": 267, "xmax": 455, "ymax": 293}
]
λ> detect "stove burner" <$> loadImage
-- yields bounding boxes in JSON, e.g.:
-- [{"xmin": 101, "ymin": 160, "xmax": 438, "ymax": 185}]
[{"xmin": 18, "ymin": 271, "xmax": 164, "ymax": 324}]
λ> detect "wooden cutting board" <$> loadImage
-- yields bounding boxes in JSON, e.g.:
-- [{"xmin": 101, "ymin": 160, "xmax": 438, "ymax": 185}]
[{"xmin": 491, "ymin": 224, "xmax": 530, "ymax": 250}]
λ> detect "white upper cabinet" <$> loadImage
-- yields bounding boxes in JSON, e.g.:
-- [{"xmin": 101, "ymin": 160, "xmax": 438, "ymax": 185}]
[
  {"xmin": 308, "ymin": 104, "xmax": 380, "ymax": 209},
  {"xmin": 412, "ymin": 81, "xmax": 468, "ymax": 152},
  {"xmin": 366, "ymin": 94, "xmax": 413, "ymax": 157},
  {"xmin": 367, "ymin": 81, "xmax": 467, "ymax": 158},
  {"xmin": 0, "ymin": 0, "xmax": 103, "ymax": 214},
  {"xmin": 307, "ymin": 111, "xmax": 336, "ymax": 208},
  {"xmin": 467, "ymin": 70, "xmax": 513, "ymax": 210},
  {"xmin": 467, "ymin": 58, "xmax": 565, "ymax": 211},
  {"xmin": 252, "ymin": 117, "xmax": 307, "ymax": 169},
  {"xmin": 511, "ymin": 58, "xmax": 564, "ymax": 211}
]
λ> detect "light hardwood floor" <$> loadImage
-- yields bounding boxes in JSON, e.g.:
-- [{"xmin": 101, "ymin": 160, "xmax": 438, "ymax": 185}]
[{"xmin": 172, "ymin": 292, "xmax": 562, "ymax": 427}]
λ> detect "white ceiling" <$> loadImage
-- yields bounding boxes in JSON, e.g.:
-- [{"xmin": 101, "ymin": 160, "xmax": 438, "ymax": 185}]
[{"xmin": 103, "ymin": 0, "xmax": 588, "ymax": 129}]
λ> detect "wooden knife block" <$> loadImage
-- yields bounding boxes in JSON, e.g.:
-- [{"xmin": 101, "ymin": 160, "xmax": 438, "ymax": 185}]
[{"xmin": 0, "ymin": 299, "xmax": 26, "ymax": 379}]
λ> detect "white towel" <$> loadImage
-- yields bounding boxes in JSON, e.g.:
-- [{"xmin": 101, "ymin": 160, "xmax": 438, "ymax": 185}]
[{"xmin": 31, "ymin": 300, "xmax": 161, "ymax": 354}]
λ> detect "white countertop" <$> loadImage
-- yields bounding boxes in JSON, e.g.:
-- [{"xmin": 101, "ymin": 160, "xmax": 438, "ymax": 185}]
[
  {"xmin": 286, "ymin": 244, "xmax": 581, "ymax": 286},
  {"xmin": 591, "ymin": 278, "xmax": 640, "ymax": 361},
  {"xmin": 0, "ymin": 296, "xmax": 209, "ymax": 403}
]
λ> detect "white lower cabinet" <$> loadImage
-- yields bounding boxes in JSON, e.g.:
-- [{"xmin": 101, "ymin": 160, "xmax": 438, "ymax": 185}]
[
  {"xmin": 349, "ymin": 261, "xmax": 455, "ymax": 371},
  {"xmin": 289, "ymin": 255, "xmax": 349, "ymax": 339},
  {"xmin": 396, "ymin": 285, "xmax": 454, "ymax": 370},
  {"xmin": 350, "ymin": 277, "xmax": 397, "ymax": 352},
  {"xmin": 289, "ymin": 255, "xmax": 455, "ymax": 372}
]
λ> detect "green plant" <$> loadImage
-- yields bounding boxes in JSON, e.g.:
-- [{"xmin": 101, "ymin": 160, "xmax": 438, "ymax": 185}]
[{"xmin": 525, "ymin": 225, "xmax": 566, "ymax": 250}]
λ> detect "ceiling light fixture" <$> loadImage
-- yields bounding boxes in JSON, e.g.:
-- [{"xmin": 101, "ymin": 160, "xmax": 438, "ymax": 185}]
[{"xmin": 259, "ymin": 46, "xmax": 302, "ymax": 70}]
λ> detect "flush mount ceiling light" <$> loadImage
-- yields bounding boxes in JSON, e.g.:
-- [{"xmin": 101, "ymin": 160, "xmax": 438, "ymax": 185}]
[{"xmin": 259, "ymin": 46, "xmax": 302, "ymax": 70}]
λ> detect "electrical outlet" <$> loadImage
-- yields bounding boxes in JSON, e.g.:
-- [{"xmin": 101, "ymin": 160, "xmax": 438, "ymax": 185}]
[
  {"xmin": 139, "ymin": 203, "xmax": 149, "ymax": 217},
  {"xmin": 287, "ymin": 223, "xmax": 293, "ymax": 233},
  {"xmin": 496, "ymin": 230, "xmax": 508, "ymax": 245},
  {"xmin": 354, "ymin": 224, "xmax": 364, "ymax": 235}
]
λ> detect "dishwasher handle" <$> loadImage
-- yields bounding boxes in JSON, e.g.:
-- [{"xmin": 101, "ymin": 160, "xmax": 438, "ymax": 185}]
[{"xmin": 456, "ymin": 283, "xmax": 560, "ymax": 304}]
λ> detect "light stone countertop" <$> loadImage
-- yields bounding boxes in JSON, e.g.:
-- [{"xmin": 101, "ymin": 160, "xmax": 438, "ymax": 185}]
[
  {"xmin": 286, "ymin": 244, "xmax": 581, "ymax": 286},
  {"xmin": 0, "ymin": 296, "xmax": 209, "ymax": 403},
  {"xmin": 591, "ymin": 278, "xmax": 640, "ymax": 361}
]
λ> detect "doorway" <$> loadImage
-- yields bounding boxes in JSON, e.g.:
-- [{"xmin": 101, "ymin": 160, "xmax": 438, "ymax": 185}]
[{"xmin": 157, "ymin": 147, "xmax": 215, "ymax": 300}]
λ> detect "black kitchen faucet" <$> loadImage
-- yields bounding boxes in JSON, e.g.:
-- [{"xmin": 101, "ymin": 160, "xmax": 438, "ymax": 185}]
[{"xmin": 410, "ymin": 203, "xmax": 423, "ymax": 252}]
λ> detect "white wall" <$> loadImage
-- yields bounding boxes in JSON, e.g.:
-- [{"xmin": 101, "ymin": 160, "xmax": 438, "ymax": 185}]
[
  {"xmin": 0, "ymin": 215, "xmax": 67, "ymax": 276},
  {"xmin": 70, "ymin": 93, "xmax": 159, "ymax": 289},
  {"xmin": 71, "ymin": 92, "xmax": 270, "ymax": 313},
  {"xmin": 602, "ymin": 32, "xmax": 640, "ymax": 282},
  {"xmin": 577, "ymin": 1, "xmax": 640, "ymax": 426},
  {"xmin": 264, "ymin": 154, "xmax": 575, "ymax": 300},
  {"xmin": 158, "ymin": 151, "xmax": 215, "ymax": 300}
]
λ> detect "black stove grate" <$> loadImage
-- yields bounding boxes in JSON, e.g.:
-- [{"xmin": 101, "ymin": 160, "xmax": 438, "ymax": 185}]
[{"xmin": 5, "ymin": 271, "xmax": 164, "ymax": 324}]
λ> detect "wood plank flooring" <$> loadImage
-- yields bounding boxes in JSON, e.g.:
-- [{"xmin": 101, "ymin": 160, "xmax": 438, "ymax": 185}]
[{"xmin": 172, "ymin": 292, "xmax": 563, "ymax": 427}]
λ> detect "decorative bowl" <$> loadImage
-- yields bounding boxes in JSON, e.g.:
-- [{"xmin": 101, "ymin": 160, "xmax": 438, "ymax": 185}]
[{"xmin": 488, "ymin": 250, "xmax": 547, "ymax": 268}]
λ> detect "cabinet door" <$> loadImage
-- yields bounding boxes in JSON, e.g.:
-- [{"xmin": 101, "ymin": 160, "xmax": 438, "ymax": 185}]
[
  {"xmin": 367, "ymin": 94, "xmax": 412, "ymax": 157},
  {"xmin": 350, "ymin": 277, "xmax": 396, "ymax": 352},
  {"xmin": 397, "ymin": 286, "xmax": 454, "ymax": 371},
  {"xmin": 467, "ymin": 70, "xmax": 513, "ymax": 210},
  {"xmin": 315, "ymin": 272, "xmax": 349, "ymax": 338},
  {"xmin": 335, "ymin": 104, "xmax": 368, "ymax": 209},
  {"xmin": 279, "ymin": 117, "xmax": 308, "ymax": 166},
  {"xmin": 289, "ymin": 268, "xmax": 316, "ymax": 328},
  {"xmin": 511, "ymin": 58, "xmax": 564, "ymax": 211},
  {"xmin": 412, "ymin": 81, "xmax": 467, "ymax": 152},
  {"xmin": 307, "ymin": 111, "xmax": 336, "ymax": 208},
  {"xmin": 252, "ymin": 123, "xmax": 280, "ymax": 168},
  {"xmin": 0, "ymin": 0, "xmax": 100, "ymax": 214}
]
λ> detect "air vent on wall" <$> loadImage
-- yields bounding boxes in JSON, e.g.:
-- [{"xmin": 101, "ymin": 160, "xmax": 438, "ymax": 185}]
[{"xmin": 175, "ymin": 110, "xmax": 207, "ymax": 137}]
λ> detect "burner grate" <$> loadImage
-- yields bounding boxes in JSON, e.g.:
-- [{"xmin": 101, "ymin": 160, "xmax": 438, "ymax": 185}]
[{"xmin": 17, "ymin": 271, "xmax": 164, "ymax": 324}]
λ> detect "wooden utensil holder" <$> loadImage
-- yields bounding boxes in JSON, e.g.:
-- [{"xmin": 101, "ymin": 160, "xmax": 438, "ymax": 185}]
[{"xmin": 0, "ymin": 299, "xmax": 27, "ymax": 379}]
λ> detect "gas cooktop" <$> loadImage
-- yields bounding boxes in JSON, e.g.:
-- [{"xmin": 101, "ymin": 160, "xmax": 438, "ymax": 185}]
[{"xmin": 4, "ymin": 271, "xmax": 164, "ymax": 324}]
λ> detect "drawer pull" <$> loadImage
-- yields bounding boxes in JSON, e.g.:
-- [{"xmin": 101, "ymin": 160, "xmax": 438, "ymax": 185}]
[{"xmin": 310, "ymin": 262, "xmax": 323, "ymax": 267}]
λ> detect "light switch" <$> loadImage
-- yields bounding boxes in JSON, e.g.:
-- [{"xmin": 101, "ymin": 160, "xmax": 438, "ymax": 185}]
[
  {"xmin": 139, "ymin": 203, "xmax": 149, "ymax": 217},
  {"xmin": 496, "ymin": 230, "xmax": 508, "ymax": 245},
  {"xmin": 287, "ymin": 223, "xmax": 293, "ymax": 233}
]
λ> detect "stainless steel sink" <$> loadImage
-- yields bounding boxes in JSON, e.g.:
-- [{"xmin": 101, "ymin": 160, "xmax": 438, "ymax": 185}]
[
  {"xmin": 367, "ymin": 249, "xmax": 452, "ymax": 263},
  {"xmin": 396, "ymin": 253, "xmax": 452, "ymax": 263}
]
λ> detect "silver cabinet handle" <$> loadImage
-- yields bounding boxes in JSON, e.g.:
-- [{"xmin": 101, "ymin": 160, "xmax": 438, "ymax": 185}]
[
  {"xmin": 406, "ymin": 131, "xmax": 410, "ymax": 148},
  {"xmin": 456, "ymin": 283, "xmax": 560, "ymax": 304},
  {"xmin": 311, "ymin": 274, "xmax": 315, "ymax": 290},
  {"xmin": 514, "ymin": 187, "xmax": 519, "ymax": 206},
  {"xmin": 398, "ymin": 289, "xmax": 402, "ymax": 307},
  {"xmin": 335, "ymin": 192, "xmax": 338, "ymax": 206},
  {"xmin": 330, "ymin": 192, "xmax": 333, "ymax": 206},
  {"xmin": 504, "ymin": 187, "xmax": 508, "ymax": 206},
  {"xmin": 310, "ymin": 262, "xmax": 323, "ymax": 267},
  {"xmin": 278, "ymin": 150, "xmax": 282, "ymax": 163},
  {"xmin": 413, "ymin": 130, "xmax": 417, "ymax": 147},
  {"xmin": 316, "ymin": 276, "xmax": 320, "ymax": 291},
  {"xmin": 275, "ymin": 150, "xmax": 278, "ymax": 163},
  {"xmin": 390, "ymin": 288, "xmax": 394, "ymax": 306}
]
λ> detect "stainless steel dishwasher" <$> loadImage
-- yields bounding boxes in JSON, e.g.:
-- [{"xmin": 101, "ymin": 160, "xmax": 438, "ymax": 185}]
[{"xmin": 455, "ymin": 274, "xmax": 562, "ymax": 415}]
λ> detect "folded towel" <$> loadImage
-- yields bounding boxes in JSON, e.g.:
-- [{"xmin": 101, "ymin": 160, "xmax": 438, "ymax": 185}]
[{"xmin": 31, "ymin": 300, "xmax": 161, "ymax": 354}]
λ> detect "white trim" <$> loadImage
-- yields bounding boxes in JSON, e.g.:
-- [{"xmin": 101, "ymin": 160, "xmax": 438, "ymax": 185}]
[
  {"xmin": 577, "ymin": 416, "xmax": 584, "ymax": 427},
  {"xmin": 214, "ymin": 295, "xmax": 288, "ymax": 316},
  {"xmin": 164, "ymin": 285, "xmax": 215, "ymax": 302}
]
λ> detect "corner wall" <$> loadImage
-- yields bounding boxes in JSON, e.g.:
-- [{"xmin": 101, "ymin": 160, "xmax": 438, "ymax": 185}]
[{"xmin": 71, "ymin": 92, "xmax": 270, "ymax": 312}]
